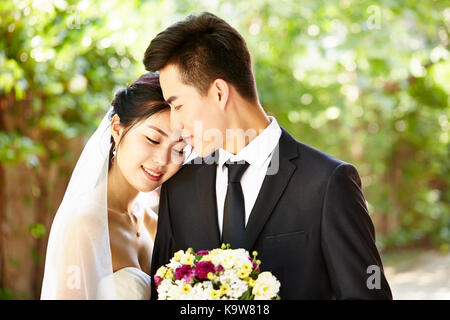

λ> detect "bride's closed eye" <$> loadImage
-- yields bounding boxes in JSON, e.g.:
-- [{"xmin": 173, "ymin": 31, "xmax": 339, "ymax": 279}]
[
  {"xmin": 147, "ymin": 135, "xmax": 184, "ymax": 155},
  {"xmin": 146, "ymin": 137, "xmax": 160, "ymax": 145}
]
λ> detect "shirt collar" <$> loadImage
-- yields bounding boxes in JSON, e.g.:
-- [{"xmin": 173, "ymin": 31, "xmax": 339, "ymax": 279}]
[{"xmin": 218, "ymin": 116, "xmax": 282, "ymax": 169}]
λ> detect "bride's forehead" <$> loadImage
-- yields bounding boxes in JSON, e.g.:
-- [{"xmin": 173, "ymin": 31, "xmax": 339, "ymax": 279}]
[{"xmin": 137, "ymin": 112, "xmax": 172, "ymax": 132}]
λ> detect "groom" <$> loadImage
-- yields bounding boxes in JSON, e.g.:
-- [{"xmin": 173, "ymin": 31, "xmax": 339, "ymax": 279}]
[{"xmin": 144, "ymin": 12, "xmax": 392, "ymax": 299}]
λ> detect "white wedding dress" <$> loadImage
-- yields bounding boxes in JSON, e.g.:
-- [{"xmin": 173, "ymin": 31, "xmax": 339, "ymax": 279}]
[
  {"xmin": 97, "ymin": 195, "xmax": 158, "ymax": 300},
  {"xmin": 97, "ymin": 267, "xmax": 152, "ymax": 300}
]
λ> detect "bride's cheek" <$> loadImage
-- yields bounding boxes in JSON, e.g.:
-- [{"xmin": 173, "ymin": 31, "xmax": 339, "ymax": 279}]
[{"xmin": 139, "ymin": 143, "xmax": 153, "ymax": 162}]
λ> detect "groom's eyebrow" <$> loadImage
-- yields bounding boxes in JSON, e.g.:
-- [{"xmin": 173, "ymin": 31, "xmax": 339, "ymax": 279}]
[{"xmin": 166, "ymin": 96, "xmax": 178, "ymax": 105}]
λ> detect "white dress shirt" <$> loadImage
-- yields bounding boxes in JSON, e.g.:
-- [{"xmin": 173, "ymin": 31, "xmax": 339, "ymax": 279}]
[{"xmin": 215, "ymin": 116, "xmax": 282, "ymax": 235}]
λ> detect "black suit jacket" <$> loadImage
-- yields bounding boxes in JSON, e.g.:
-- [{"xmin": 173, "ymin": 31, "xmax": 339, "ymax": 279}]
[{"xmin": 151, "ymin": 128, "xmax": 392, "ymax": 299}]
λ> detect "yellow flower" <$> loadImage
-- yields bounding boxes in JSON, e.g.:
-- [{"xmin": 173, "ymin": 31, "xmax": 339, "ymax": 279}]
[
  {"xmin": 210, "ymin": 289, "xmax": 221, "ymax": 299},
  {"xmin": 238, "ymin": 268, "xmax": 251, "ymax": 279},
  {"xmin": 241, "ymin": 262, "xmax": 252, "ymax": 273},
  {"xmin": 209, "ymin": 249, "xmax": 221, "ymax": 256},
  {"xmin": 173, "ymin": 250, "xmax": 184, "ymax": 262},
  {"xmin": 155, "ymin": 266, "xmax": 167, "ymax": 278},
  {"xmin": 238, "ymin": 263, "xmax": 252, "ymax": 279},
  {"xmin": 181, "ymin": 253, "xmax": 195, "ymax": 266},
  {"xmin": 182, "ymin": 284, "xmax": 192, "ymax": 294},
  {"xmin": 164, "ymin": 268, "xmax": 173, "ymax": 279},
  {"xmin": 207, "ymin": 272, "xmax": 215, "ymax": 280},
  {"xmin": 202, "ymin": 255, "xmax": 212, "ymax": 262},
  {"xmin": 219, "ymin": 284, "xmax": 229, "ymax": 296}
]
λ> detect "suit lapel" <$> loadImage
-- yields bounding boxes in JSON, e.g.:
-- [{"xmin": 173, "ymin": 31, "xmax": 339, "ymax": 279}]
[{"xmin": 242, "ymin": 129, "xmax": 299, "ymax": 250}]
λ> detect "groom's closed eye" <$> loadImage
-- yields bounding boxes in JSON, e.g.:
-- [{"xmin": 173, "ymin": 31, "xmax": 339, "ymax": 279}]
[
  {"xmin": 165, "ymin": 96, "xmax": 182, "ymax": 111},
  {"xmin": 166, "ymin": 95, "xmax": 178, "ymax": 105},
  {"xmin": 172, "ymin": 148, "xmax": 185, "ymax": 156},
  {"xmin": 172, "ymin": 140, "xmax": 187, "ymax": 152}
]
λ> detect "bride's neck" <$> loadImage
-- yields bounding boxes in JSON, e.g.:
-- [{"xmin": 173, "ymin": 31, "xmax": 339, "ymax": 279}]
[{"xmin": 107, "ymin": 164, "xmax": 139, "ymax": 214}]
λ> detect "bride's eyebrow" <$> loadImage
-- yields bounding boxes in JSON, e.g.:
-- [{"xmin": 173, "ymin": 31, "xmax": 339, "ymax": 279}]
[
  {"xmin": 145, "ymin": 125, "xmax": 184, "ymax": 142},
  {"xmin": 146, "ymin": 125, "xmax": 168, "ymax": 137}
]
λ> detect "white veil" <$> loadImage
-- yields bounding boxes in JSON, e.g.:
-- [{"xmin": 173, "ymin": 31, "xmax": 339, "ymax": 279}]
[{"xmin": 41, "ymin": 108, "xmax": 116, "ymax": 299}]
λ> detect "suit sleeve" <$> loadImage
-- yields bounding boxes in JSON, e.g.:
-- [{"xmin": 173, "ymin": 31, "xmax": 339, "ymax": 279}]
[
  {"xmin": 150, "ymin": 182, "xmax": 175, "ymax": 300},
  {"xmin": 321, "ymin": 163, "xmax": 392, "ymax": 299}
]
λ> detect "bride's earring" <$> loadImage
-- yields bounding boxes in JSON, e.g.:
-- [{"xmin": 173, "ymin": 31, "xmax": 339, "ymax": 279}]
[{"xmin": 111, "ymin": 147, "xmax": 117, "ymax": 162}]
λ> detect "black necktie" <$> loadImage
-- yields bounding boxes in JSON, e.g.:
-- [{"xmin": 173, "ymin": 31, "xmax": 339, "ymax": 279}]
[{"xmin": 222, "ymin": 160, "xmax": 250, "ymax": 249}]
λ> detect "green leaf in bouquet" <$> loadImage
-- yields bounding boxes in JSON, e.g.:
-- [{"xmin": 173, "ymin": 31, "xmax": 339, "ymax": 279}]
[
  {"xmin": 239, "ymin": 287, "xmax": 254, "ymax": 300},
  {"xmin": 194, "ymin": 254, "xmax": 205, "ymax": 263}
]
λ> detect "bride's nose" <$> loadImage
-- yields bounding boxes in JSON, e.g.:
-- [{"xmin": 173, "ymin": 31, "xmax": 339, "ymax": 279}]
[{"xmin": 152, "ymin": 147, "xmax": 171, "ymax": 167}]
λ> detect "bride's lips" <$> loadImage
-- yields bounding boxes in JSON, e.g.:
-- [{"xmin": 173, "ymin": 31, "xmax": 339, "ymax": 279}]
[{"xmin": 141, "ymin": 165, "xmax": 163, "ymax": 182}]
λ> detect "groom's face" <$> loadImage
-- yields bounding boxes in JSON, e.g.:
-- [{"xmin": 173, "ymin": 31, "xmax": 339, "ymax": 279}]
[{"xmin": 159, "ymin": 64, "xmax": 224, "ymax": 158}]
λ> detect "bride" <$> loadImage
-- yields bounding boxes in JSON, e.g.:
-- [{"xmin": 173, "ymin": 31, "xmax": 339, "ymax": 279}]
[{"xmin": 41, "ymin": 73, "xmax": 189, "ymax": 300}]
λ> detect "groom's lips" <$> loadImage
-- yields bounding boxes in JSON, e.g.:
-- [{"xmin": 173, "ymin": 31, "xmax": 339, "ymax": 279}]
[{"xmin": 183, "ymin": 136, "xmax": 193, "ymax": 144}]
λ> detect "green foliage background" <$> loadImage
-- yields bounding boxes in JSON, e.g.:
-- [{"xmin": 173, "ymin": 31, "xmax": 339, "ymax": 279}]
[{"xmin": 0, "ymin": 0, "xmax": 449, "ymax": 299}]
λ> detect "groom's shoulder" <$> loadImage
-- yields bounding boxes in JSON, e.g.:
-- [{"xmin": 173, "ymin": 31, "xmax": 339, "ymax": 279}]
[
  {"xmin": 281, "ymin": 128, "xmax": 345, "ymax": 169},
  {"xmin": 285, "ymin": 138, "xmax": 359, "ymax": 190},
  {"xmin": 298, "ymin": 141, "xmax": 343, "ymax": 167},
  {"xmin": 281, "ymin": 129, "xmax": 360, "ymax": 184},
  {"xmin": 165, "ymin": 156, "xmax": 213, "ymax": 186}
]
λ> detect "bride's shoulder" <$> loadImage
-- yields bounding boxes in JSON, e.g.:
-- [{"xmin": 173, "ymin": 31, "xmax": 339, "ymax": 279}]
[{"xmin": 55, "ymin": 195, "xmax": 108, "ymax": 239}]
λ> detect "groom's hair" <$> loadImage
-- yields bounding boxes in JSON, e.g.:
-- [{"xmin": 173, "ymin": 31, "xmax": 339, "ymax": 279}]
[{"xmin": 143, "ymin": 12, "xmax": 258, "ymax": 102}]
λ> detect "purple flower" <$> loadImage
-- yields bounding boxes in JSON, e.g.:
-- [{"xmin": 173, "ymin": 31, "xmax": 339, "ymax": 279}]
[
  {"xmin": 196, "ymin": 250, "xmax": 210, "ymax": 255},
  {"xmin": 153, "ymin": 275, "xmax": 162, "ymax": 288},
  {"xmin": 216, "ymin": 264, "xmax": 225, "ymax": 273},
  {"xmin": 195, "ymin": 261, "xmax": 216, "ymax": 279},
  {"xmin": 249, "ymin": 257, "xmax": 260, "ymax": 272},
  {"xmin": 174, "ymin": 265, "xmax": 194, "ymax": 282}
]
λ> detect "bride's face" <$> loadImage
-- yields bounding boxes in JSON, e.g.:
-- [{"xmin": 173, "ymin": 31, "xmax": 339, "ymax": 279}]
[{"xmin": 112, "ymin": 110, "xmax": 187, "ymax": 192}]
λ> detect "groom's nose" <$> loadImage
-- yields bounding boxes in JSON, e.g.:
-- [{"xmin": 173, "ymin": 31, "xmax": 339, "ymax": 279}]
[{"xmin": 170, "ymin": 110, "xmax": 183, "ymax": 131}]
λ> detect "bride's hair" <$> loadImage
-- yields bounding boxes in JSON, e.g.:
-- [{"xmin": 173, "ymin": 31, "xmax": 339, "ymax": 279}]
[{"xmin": 108, "ymin": 72, "xmax": 169, "ymax": 168}]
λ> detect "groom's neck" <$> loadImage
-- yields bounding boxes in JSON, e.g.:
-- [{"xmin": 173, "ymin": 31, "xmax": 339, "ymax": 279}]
[{"xmin": 222, "ymin": 97, "xmax": 270, "ymax": 155}]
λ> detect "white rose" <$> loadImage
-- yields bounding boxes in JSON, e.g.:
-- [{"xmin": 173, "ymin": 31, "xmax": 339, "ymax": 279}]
[{"xmin": 252, "ymin": 272, "xmax": 280, "ymax": 300}]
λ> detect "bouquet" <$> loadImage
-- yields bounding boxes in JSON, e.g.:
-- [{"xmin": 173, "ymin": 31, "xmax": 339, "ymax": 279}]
[{"xmin": 154, "ymin": 244, "xmax": 281, "ymax": 300}]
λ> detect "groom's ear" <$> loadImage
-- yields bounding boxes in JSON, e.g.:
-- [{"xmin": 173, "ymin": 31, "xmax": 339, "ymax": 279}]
[
  {"xmin": 211, "ymin": 79, "xmax": 229, "ymax": 111},
  {"xmin": 110, "ymin": 114, "xmax": 124, "ymax": 144}
]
